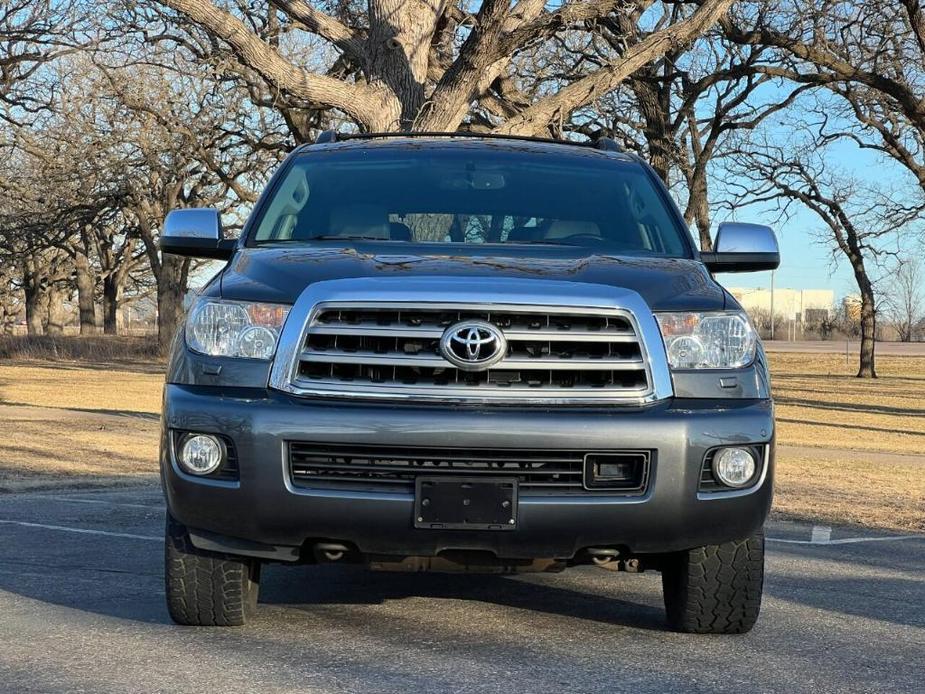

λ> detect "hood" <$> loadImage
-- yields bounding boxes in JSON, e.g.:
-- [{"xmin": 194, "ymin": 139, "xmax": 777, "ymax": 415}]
[{"xmin": 219, "ymin": 244, "xmax": 726, "ymax": 311}]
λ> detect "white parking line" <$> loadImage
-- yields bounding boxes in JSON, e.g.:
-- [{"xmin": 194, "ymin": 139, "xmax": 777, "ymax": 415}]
[
  {"xmin": 1, "ymin": 516, "xmax": 920, "ymax": 548},
  {"xmin": 768, "ymin": 534, "xmax": 922, "ymax": 545},
  {"xmin": 38, "ymin": 496, "xmax": 162, "ymax": 510},
  {"xmin": 0, "ymin": 519, "xmax": 160, "ymax": 542}
]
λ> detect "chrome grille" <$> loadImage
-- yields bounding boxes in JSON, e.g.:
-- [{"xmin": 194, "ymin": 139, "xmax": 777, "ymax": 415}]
[{"xmin": 286, "ymin": 302, "xmax": 654, "ymax": 403}]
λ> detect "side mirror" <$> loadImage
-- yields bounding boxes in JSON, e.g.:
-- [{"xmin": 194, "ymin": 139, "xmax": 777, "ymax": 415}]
[
  {"xmin": 700, "ymin": 222, "xmax": 780, "ymax": 273},
  {"xmin": 159, "ymin": 208, "xmax": 237, "ymax": 260}
]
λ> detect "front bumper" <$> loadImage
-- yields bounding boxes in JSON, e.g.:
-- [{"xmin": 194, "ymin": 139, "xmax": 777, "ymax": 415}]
[{"xmin": 161, "ymin": 385, "xmax": 774, "ymax": 559}]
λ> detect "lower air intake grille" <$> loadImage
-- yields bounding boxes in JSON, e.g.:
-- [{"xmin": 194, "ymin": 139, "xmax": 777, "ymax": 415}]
[{"xmin": 288, "ymin": 442, "xmax": 651, "ymax": 496}]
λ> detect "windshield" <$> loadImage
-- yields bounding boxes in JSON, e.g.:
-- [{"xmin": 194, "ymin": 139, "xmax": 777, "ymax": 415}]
[{"xmin": 250, "ymin": 146, "xmax": 691, "ymax": 257}]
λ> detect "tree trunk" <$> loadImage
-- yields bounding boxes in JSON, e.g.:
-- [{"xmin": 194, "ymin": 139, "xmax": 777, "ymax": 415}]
[
  {"xmin": 75, "ymin": 251, "xmax": 97, "ymax": 335},
  {"xmin": 631, "ymin": 77, "xmax": 673, "ymax": 183},
  {"xmin": 156, "ymin": 255, "xmax": 190, "ymax": 351},
  {"xmin": 686, "ymin": 168, "xmax": 713, "ymax": 251},
  {"xmin": 45, "ymin": 282, "xmax": 69, "ymax": 336},
  {"xmin": 366, "ymin": 0, "xmax": 442, "ymax": 129},
  {"xmin": 102, "ymin": 274, "xmax": 121, "ymax": 335},
  {"xmin": 24, "ymin": 288, "xmax": 45, "ymax": 336},
  {"xmin": 858, "ymin": 284, "xmax": 877, "ymax": 378},
  {"xmin": 22, "ymin": 257, "xmax": 47, "ymax": 336}
]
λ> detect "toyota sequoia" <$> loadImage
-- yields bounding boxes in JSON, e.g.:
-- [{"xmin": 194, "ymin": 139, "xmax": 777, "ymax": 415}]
[{"xmin": 159, "ymin": 132, "xmax": 779, "ymax": 633}]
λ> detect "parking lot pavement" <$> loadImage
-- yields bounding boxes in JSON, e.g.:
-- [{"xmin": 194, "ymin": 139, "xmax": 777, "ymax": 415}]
[{"xmin": 0, "ymin": 486, "xmax": 922, "ymax": 694}]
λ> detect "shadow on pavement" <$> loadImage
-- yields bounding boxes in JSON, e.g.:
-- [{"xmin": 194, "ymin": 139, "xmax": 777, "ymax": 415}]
[
  {"xmin": 261, "ymin": 563, "xmax": 669, "ymax": 631},
  {"xmin": 0, "ymin": 507, "xmax": 922, "ymax": 633}
]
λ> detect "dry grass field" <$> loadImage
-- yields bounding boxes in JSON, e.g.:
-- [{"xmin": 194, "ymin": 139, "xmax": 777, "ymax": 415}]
[
  {"xmin": 771, "ymin": 353, "xmax": 925, "ymax": 454},
  {"xmin": 0, "ymin": 348, "xmax": 922, "ymax": 532},
  {"xmin": 768, "ymin": 353, "xmax": 925, "ymax": 532},
  {"xmin": 0, "ymin": 362, "xmax": 162, "ymax": 490}
]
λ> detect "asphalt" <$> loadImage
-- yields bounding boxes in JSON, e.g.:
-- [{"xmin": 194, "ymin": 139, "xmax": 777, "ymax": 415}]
[{"xmin": 0, "ymin": 486, "xmax": 922, "ymax": 694}]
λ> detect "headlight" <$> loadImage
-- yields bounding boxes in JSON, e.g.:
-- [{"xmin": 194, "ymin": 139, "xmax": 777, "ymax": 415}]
[
  {"xmin": 186, "ymin": 299, "xmax": 290, "ymax": 360},
  {"xmin": 655, "ymin": 311, "xmax": 757, "ymax": 370}
]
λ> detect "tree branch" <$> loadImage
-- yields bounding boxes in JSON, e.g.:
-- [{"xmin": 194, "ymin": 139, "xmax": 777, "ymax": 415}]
[
  {"xmin": 268, "ymin": 0, "xmax": 364, "ymax": 59},
  {"xmin": 157, "ymin": 0, "xmax": 396, "ymax": 128},
  {"xmin": 494, "ymin": 0, "xmax": 735, "ymax": 135},
  {"xmin": 415, "ymin": 0, "xmax": 545, "ymax": 130},
  {"xmin": 722, "ymin": 18, "xmax": 925, "ymax": 131}
]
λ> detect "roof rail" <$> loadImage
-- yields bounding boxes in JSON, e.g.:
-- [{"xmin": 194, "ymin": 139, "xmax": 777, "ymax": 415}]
[
  {"xmin": 594, "ymin": 136, "xmax": 622, "ymax": 152},
  {"xmin": 307, "ymin": 130, "xmax": 624, "ymax": 150}
]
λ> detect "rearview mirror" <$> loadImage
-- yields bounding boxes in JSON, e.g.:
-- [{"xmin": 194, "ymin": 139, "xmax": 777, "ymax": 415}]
[
  {"xmin": 700, "ymin": 222, "xmax": 780, "ymax": 273},
  {"xmin": 160, "ymin": 208, "xmax": 237, "ymax": 260}
]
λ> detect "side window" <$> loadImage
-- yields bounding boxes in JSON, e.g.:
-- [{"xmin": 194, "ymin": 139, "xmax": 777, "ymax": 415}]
[{"xmin": 254, "ymin": 167, "xmax": 311, "ymax": 241}]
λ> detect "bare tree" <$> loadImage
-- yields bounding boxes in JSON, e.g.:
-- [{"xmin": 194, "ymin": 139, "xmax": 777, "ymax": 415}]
[
  {"xmin": 724, "ymin": 0, "xmax": 925, "ymax": 213},
  {"xmin": 884, "ymin": 259, "xmax": 925, "ymax": 342},
  {"xmin": 551, "ymin": 20, "xmax": 811, "ymax": 249},
  {"xmin": 0, "ymin": 0, "xmax": 86, "ymax": 123},
  {"xmin": 134, "ymin": 0, "xmax": 735, "ymax": 138},
  {"xmin": 83, "ymin": 49, "xmax": 278, "ymax": 346},
  {"xmin": 733, "ymin": 141, "xmax": 913, "ymax": 377}
]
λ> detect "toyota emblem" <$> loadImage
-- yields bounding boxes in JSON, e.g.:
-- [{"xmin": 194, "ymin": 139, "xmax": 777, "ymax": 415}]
[{"xmin": 439, "ymin": 320, "xmax": 507, "ymax": 371}]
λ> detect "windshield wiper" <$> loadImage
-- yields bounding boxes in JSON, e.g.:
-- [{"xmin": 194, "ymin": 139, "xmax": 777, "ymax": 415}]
[
  {"xmin": 308, "ymin": 235, "xmax": 396, "ymax": 241},
  {"xmin": 507, "ymin": 239, "xmax": 590, "ymax": 247}
]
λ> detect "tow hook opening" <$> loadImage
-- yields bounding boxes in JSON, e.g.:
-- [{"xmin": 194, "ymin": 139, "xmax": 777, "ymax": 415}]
[{"xmin": 582, "ymin": 547, "xmax": 646, "ymax": 572}]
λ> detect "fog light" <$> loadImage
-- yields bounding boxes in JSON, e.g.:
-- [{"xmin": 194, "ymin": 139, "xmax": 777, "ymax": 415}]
[
  {"xmin": 713, "ymin": 447, "xmax": 757, "ymax": 488},
  {"xmin": 178, "ymin": 434, "xmax": 224, "ymax": 476}
]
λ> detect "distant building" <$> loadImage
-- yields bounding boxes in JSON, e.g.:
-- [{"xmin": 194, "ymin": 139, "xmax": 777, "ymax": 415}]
[
  {"xmin": 842, "ymin": 295, "xmax": 862, "ymax": 321},
  {"xmin": 728, "ymin": 288, "xmax": 835, "ymax": 323}
]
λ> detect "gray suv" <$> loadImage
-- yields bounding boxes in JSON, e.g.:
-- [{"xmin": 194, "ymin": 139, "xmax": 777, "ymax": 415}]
[{"xmin": 159, "ymin": 132, "xmax": 778, "ymax": 633}]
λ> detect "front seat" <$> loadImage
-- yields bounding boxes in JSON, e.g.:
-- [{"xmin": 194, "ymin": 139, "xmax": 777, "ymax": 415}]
[
  {"xmin": 328, "ymin": 204, "xmax": 390, "ymax": 239},
  {"xmin": 543, "ymin": 220, "xmax": 601, "ymax": 240},
  {"xmin": 389, "ymin": 221, "xmax": 413, "ymax": 241}
]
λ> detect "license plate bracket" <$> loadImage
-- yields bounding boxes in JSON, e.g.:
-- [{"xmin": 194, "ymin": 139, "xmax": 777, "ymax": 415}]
[{"xmin": 414, "ymin": 477, "xmax": 518, "ymax": 530}]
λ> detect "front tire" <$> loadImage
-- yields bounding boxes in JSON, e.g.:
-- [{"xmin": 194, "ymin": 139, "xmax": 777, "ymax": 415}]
[
  {"xmin": 165, "ymin": 513, "xmax": 260, "ymax": 626},
  {"xmin": 661, "ymin": 530, "xmax": 764, "ymax": 634}
]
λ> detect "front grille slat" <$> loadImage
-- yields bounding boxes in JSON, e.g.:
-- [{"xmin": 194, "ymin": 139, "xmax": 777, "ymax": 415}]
[
  {"xmin": 301, "ymin": 349, "xmax": 645, "ymax": 370},
  {"xmin": 291, "ymin": 462, "xmax": 583, "ymax": 476},
  {"xmin": 310, "ymin": 324, "xmax": 638, "ymax": 342},
  {"xmin": 291, "ymin": 451, "xmax": 584, "ymax": 464},
  {"xmin": 288, "ymin": 443, "xmax": 651, "ymax": 496},
  {"xmin": 310, "ymin": 325, "xmax": 446, "ymax": 338},
  {"xmin": 291, "ymin": 303, "xmax": 653, "ymax": 403}
]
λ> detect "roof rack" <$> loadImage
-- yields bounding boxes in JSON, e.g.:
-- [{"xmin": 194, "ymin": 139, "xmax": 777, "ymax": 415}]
[
  {"xmin": 314, "ymin": 130, "xmax": 338, "ymax": 144},
  {"xmin": 594, "ymin": 136, "xmax": 623, "ymax": 152},
  {"xmin": 311, "ymin": 130, "xmax": 622, "ymax": 152}
]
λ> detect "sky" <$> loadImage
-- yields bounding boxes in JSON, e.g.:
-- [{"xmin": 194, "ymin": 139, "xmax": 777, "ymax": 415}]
[
  {"xmin": 702, "ymin": 125, "xmax": 920, "ymax": 300},
  {"xmin": 709, "ymin": 195, "xmax": 857, "ymax": 298}
]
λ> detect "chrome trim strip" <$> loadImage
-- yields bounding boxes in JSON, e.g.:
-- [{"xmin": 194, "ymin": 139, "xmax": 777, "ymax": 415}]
[
  {"xmin": 268, "ymin": 277, "xmax": 674, "ymax": 405},
  {"xmin": 299, "ymin": 349, "xmax": 646, "ymax": 370},
  {"xmin": 308, "ymin": 324, "xmax": 638, "ymax": 342}
]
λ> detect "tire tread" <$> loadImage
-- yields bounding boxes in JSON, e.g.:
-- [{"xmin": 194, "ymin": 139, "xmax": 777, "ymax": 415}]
[
  {"xmin": 165, "ymin": 514, "xmax": 259, "ymax": 626},
  {"xmin": 662, "ymin": 530, "xmax": 764, "ymax": 634}
]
